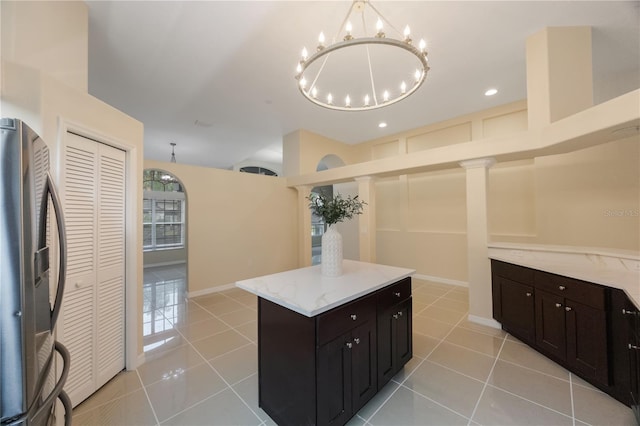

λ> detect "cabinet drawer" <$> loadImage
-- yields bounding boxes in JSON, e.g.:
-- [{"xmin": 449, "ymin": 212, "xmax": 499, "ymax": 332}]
[
  {"xmin": 317, "ymin": 295, "xmax": 376, "ymax": 346},
  {"xmin": 534, "ymin": 271, "xmax": 606, "ymax": 310},
  {"xmin": 377, "ymin": 278, "xmax": 411, "ymax": 310},
  {"xmin": 491, "ymin": 260, "xmax": 534, "ymax": 285}
]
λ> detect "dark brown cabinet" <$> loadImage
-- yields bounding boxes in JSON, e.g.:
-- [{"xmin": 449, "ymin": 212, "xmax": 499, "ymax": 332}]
[
  {"xmin": 492, "ymin": 260, "xmax": 615, "ymax": 396},
  {"xmin": 491, "ymin": 261, "xmax": 535, "ymax": 344},
  {"xmin": 377, "ymin": 297, "xmax": 412, "ymax": 388},
  {"xmin": 258, "ymin": 277, "xmax": 412, "ymax": 426},
  {"xmin": 317, "ymin": 321, "xmax": 377, "ymax": 426}
]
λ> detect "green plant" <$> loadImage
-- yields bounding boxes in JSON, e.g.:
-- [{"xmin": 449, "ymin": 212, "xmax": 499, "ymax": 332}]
[{"xmin": 307, "ymin": 191, "xmax": 367, "ymax": 225}]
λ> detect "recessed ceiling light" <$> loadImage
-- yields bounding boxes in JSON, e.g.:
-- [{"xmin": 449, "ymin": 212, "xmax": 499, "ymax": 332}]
[
  {"xmin": 485, "ymin": 88, "xmax": 498, "ymax": 96},
  {"xmin": 378, "ymin": 122, "xmax": 387, "ymax": 128}
]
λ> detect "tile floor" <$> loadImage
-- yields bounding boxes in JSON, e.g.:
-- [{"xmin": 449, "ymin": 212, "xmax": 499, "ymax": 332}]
[{"xmin": 72, "ymin": 265, "xmax": 635, "ymax": 425}]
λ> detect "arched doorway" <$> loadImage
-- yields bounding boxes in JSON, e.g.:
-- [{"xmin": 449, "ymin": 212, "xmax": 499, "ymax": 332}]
[
  {"xmin": 312, "ymin": 155, "xmax": 359, "ymax": 264},
  {"xmin": 142, "ymin": 169, "xmax": 188, "ymax": 353}
]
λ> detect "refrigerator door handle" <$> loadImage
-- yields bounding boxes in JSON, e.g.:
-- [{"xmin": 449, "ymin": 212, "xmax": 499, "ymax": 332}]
[{"xmin": 38, "ymin": 172, "xmax": 67, "ymax": 329}]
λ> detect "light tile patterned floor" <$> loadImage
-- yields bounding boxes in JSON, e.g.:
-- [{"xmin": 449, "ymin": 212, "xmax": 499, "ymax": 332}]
[{"xmin": 72, "ymin": 265, "xmax": 635, "ymax": 425}]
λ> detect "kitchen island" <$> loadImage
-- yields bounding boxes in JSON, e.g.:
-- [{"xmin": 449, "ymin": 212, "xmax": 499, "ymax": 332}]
[{"xmin": 236, "ymin": 260, "xmax": 415, "ymax": 426}]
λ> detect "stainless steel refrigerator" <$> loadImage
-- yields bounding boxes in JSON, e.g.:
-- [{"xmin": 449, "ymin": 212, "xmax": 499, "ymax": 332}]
[{"xmin": 1, "ymin": 118, "xmax": 72, "ymax": 425}]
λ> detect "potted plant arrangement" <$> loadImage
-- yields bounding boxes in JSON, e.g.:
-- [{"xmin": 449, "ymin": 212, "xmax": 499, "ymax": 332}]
[{"xmin": 307, "ymin": 191, "xmax": 366, "ymax": 276}]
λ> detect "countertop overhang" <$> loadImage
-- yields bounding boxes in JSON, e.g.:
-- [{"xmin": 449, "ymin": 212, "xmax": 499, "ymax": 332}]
[
  {"xmin": 235, "ymin": 260, "xmax": 415, "ymax": 317},
  {"xmin": 488, "ymin": 242, "xmax": 640, "ymax": 307}
]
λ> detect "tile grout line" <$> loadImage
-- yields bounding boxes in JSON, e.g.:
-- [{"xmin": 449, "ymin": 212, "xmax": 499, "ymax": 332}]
[
  {"xmin": 466, "ymin": 331, "xmax": 508, "ymax": 426},
  {"xmin": 135, "ymin": 368, "xmax": 162, "ymax": 426}
]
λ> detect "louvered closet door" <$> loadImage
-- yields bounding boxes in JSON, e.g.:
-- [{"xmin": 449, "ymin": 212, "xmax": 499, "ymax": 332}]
[{"xmin": 60, "ymin": 132, "xmax": 126, "ymax": 406}]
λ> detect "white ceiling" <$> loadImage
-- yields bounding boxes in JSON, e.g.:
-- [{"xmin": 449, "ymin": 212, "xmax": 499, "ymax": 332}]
[{"xmin": 87, "ymin": 1, "xmax": 640, "ymax": 170}]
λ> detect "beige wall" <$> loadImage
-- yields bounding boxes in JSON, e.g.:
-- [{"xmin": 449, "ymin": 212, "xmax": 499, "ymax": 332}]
[
  {"xmin": 144, "ymin": 160, "xmax": 298, "ymax": 294},
  {"xmin": 0, "ymin": 1, "xmax": 88, "ymax": 92},
  {"xmin": 301, "ymin": 98, "xmax": 639, "ymax": 287},
  {"xmin": 283, "ymin": 129, "xmax": 358, "ymax": 177}
]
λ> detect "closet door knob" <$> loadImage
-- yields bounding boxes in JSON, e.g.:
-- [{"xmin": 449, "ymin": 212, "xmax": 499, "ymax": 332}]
[
  {"xmin": 345, "ymin": 342, "xmax": 353, "ymax": 349},
  {"xmin": 525, "ymin": 292, "xmax": 532, "ymax": 297},
  {"xmin": 350, "ymin": 314, "xmax": 357, "ymax": 321},
  {"xmin": 558, "ymin": 285, "xmax": 566, "ymax": 291},
  {"xmin": 353, "ymin": 338, "xmax": 360, "ymax": 345},
  {"xmin": 555, "ymin": 303, "xmax": 562, "ymax": 308},
  {"xmin": 565, "ymin": 306, "xmax": 572, "ymax": 312}
]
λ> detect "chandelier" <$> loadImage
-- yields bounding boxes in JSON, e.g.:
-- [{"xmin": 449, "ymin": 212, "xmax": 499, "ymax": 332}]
[
  {"xmin": 295, "ymin": 0, "xmax": 430, "ymax": 111},
  {"xmin": 170, "ymin": 142, "xmax": 176, "ymax": 163}
]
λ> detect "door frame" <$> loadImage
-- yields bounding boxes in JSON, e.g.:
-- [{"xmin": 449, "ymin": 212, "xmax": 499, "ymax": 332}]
[{"xmin": 56, "ymin": 117, "xmax": 141, "ymax": 370}]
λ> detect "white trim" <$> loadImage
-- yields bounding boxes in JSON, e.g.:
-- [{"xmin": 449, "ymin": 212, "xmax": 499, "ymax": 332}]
[
  {"xmin": 467, "ymin": 314, "xmax": 502, "ymax": 329},
  {"xmin": 413, "ymin": 273, "xmax": 468, "ymax": 287},
  {"xmin": 57, "ymin": 117, "xmax": 140, "ymax": 371},
  {"xmin": 188, "ymin": 283, "xmax": 236, "ymax": 298},
  {"xmin": 459, "ymin": 157, "xmax": 496, "ymax": 169},
  {"xmin": 144, "ymin": 260, "xmax": 186, "ymax": 269},
  {"xmin": 133, "ymin": 353, "xmax": 146, "ymax": 370}
]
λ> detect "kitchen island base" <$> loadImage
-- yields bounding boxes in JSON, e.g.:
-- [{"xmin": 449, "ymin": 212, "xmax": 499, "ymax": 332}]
[{"xmin": 257, "ymin": 277, "xmax": 412, "ymax": 426}]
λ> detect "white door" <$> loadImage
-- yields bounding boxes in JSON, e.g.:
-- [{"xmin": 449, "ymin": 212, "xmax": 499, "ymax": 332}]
[{"xmin": 59, "ymin": 132, "xmax": 126, "ymax": 406}]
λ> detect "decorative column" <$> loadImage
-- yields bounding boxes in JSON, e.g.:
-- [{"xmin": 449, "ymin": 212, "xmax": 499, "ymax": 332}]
[
  {"xmin": 356, "ymin": 176, "xmax": 376, "ymax": 263},
  {"xmin": 296, "ymin": 185, "xmax": 313, "ymax": 267},
  {"xmin": 459, "ymin": 158, "xmax": 497, "ymax": 326}
]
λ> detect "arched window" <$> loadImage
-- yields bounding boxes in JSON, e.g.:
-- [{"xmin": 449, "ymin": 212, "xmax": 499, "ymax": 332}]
[
  {"xmin": 143, "ymin": 170, "xmax": 185, "ymax": 251},
  {"xmin": 239, "ymin": 166, "xmax": 278, "ymax": 176}
]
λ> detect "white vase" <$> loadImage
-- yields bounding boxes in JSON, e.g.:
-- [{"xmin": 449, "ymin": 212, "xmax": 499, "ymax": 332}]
[{"xmin": 321, "ymin": 224, "xmax": 343, "ymax": 277}]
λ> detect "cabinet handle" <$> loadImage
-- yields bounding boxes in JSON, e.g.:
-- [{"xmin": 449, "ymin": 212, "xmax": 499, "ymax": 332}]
[
  {"xmin": 525, "ymin": 292, "xmax": 532, "ymax": 297},
  {"xmin": 629, "ymin": 344, "xmax": 640, "ymax": 351},
  {"xmin": 354, "ymin": 338, "xmax": 360, "ymax": 345},
  {"xmin": 394, "ymin": 292, "xmax": 401, "ymax": 298},
  {"xmin": 623, "ymin": 309, "xmax": 638, "ymax": 316},
  {"xmin": 555, "ymin": 303, "xmax": 562, "ymax": 308},
  {"xmin": 397, "ymin": 311, "xmax": 403, "ymax": 317},
  {"xmin": 565, "ymin": 306, "xmax": 572, "ymax": 312},
  {"xmin": 558, "ymin": 285, "xmax": 566, "ymax": 291},
  {"xmin": 346, "ymin": 342, "xmax": 353, "ymax": 349},
  {"xmin": 393, "ymin": 314, "xmax": 399, "ymax": 320},
  {"xmin": 350, "ymin": 314, "xmax": 357, "ymax": 321}
]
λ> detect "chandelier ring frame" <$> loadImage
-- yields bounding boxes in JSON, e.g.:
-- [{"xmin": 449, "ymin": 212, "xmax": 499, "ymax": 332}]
[{"xmin": 296, "ymin": 36, "xmax": 430, "ymax": 112}]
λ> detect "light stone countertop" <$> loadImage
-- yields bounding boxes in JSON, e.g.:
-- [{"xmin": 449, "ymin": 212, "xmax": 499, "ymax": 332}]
[
  {"xmin": 235, "ymin": 260, "xmax": 415, "ymax": 317},
  {"xmin": 488, "ymin": 242, "xmax": 640, "ymax": 307}
]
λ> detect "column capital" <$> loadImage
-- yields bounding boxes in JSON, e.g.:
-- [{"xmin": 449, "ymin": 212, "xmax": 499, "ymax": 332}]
[{"xmin": 459, "ymin": 157, "xmax": 496, "ymax": 170}]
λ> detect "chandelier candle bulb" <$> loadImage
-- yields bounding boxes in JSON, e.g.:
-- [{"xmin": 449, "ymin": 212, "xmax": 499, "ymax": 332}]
[
  {"xmin": 301, "ymin": 47, "xmax": 308, "ymax": 61},
  {"xmin": 312, "ymin": 87, "xmax": 318, "ymax": 98},
  {"xmin": 299, "ymin": 77, "xmax": 307, "ymax": 89},
  {"xmin": 419, "ymin": 39, "xmax": 426, "ymax": 52},
  {"xmin": 327, "ymin": 93, "xmax": 333, "ymax": 104},
  {"xmin": 401, "ymin": 81, "xmax": 407, "ymax": 94},
  {"xmin": 345, "ymin": 95, "xmax": 351, "ymax": 107},
  {"xmin": 404, "ymin": 25, "xmax": 411, "ymax": 43},
  {"xmin": 345, "ymin": 21, "xmax": 353, "ymax": 40},
  {"xmin": 376, "ymin": 18, "xmax": 385, "ymax": 37},
  {"xmin": 383, "ymin": 90, "xmax": 389, "ymax": 102},
  {"xmin": 318, "ymin": 32, "xmax": 326, "ymax": 50},
  {"xmin": 364, "ymin": 94, "xmax": 370, "ymax": 106},
  {"xmin": 296, "ymin": 63, "xmax": 302, "ymax": 74},
  {"xmin": 414, "ymin": 69, "xmax": 421, "ymax": 82}
]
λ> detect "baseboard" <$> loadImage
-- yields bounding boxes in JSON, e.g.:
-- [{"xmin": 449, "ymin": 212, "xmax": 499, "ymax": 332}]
[
  {"xmin": 467, "ymin": 314, "xmax": 502, "ymax": 329},
  {"xmin": 413, "ymin": 273, "xmax": 468, "ymax": 288},
  {"xmin": 129, "ymin": 353, "xmax": 145, "ymax": 370},
  {"xmin": 144, "ymin": 260, "xmax": 186, "ymax": 269},
  {"xmin": 188, "ymin": 282, "xmax": 236, "ymax": 298}
]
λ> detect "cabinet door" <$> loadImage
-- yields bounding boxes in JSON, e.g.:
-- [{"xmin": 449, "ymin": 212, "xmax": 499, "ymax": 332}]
[
  {"xmin": 498, "ymin": 277, "xmax": 535, "ymax": 344},
  {"xmin": 351, "ymin": 321, "xmax": 377, "ymax": 413},
  {"xmin": 394, "ymin": 298, "xmax": 413, "ymax": 370},
  {"xmin": 377, "ymin": 299, "xmax": 413, "ymax": 389},
  {"xmin": 565, "ymin": 300, "xmax": 609, "ymax": 385},
  {"xmin": 535, "ymin": 290, "xmax": 566, "ymax": 361},
  {"xmin": 377, "ymin": 306, "xmax": 395, "ymax": 388},
  {"xmin": 317, "ymin": 333, "xmax": 352, "ymax": 426}
]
